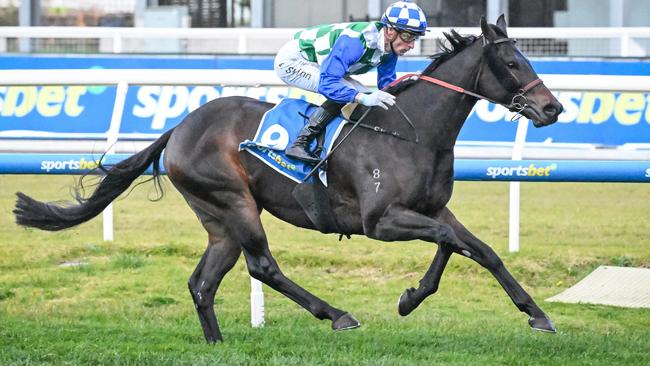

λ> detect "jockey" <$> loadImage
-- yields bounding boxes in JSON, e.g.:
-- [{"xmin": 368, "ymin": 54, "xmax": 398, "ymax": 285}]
[{"xmin": 274, "ymin": 0, "xmax": 428, "ymax": 164}]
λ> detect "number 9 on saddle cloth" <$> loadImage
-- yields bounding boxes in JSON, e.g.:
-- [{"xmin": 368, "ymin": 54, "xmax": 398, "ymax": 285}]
[{"xmin": 239, "ymin": 98, "xmax": 355, "ymax": 186}]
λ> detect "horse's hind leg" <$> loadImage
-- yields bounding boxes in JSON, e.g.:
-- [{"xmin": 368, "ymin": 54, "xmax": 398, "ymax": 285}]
[
  {"xmin": 188, "ymin": 223, "xmax": 241, "ymax": 343},
  {"xmin": 438, "ymin": 208, "xmax": 556, "ymax": 332},
  {"xmin": 171, "ymin": 182, "xmax": 243, "ymax": 343},
  {"xmin": 184, "ymin": 187, "xmax": 358, "ymax": 333},
  {"xmin": 229, "ymin": 203, "xmax": 359, "ymax": 331}
]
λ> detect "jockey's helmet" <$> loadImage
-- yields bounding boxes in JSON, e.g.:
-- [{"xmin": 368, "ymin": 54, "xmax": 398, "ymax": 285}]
[{"xmin": 381, "ymin": 0, "xmax": 428, "ymax": 36}]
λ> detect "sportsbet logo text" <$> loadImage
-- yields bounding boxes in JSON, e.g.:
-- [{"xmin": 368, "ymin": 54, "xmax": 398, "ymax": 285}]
[
  {"xmin": 473, "ymin": 91, "xmax": 650, "ymax": 125},
  {"xmin": 0, "ymin": 86, "xmax": 87, "ymax": 117},
  {"xmin": 255, "ymin": 146, "xmax": 297, "ymax": 171},
  {"xmin": 486, "ymin": 163, "xmax": 557, "ymax": 179},
  {"xmin": 41, "ymin": 158, "xmax": 101, "ymax": 172}
]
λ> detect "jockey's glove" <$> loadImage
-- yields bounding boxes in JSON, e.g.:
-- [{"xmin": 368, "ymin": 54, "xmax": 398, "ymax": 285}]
[{"xmin": 356, "ymin": 90, "xmax": 396, "ymax": 110}]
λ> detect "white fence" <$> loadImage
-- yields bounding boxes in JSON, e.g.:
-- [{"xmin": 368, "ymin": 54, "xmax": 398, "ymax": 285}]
[
  {"xmin": 3, "ymin": 69, "xmax": 650, "ymax": 90},
  {"xmin": 3, "ymin": 26, "xmax": 650, "ymax": 56}
]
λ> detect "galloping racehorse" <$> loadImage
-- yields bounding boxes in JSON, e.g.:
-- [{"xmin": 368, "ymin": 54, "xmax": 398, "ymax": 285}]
[{"xmin": 14, "ymin": 16, "xmax": 563, "ymax": 343}]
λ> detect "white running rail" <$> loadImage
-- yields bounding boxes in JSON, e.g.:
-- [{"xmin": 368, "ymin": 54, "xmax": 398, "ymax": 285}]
[{"xmin": 2, "ymin": 69, "xmax": 650, "ymax": 91}]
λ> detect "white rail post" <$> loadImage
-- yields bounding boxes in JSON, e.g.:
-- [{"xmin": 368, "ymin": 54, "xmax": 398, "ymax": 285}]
[
  {"xmin": 113, "ymin": 33, "xmax": 123, "ymax": 54},
  {"xmin": 102, "ymin": 81, "xmax": 129, "ymax": 242},
  {"xmin": 620, "ymin": 33, "xmax": 631, "ymax": 57},
  {"xmin": 238, "ymin": 32, "xmax": 247, "ymax": 54},
  {"xmin": 509, "ymin": 117, "xmax": 529, "ymax": 253},
  {"xmin": 250, "ymin": 278, "xmax": 265, "ymax": 327}
]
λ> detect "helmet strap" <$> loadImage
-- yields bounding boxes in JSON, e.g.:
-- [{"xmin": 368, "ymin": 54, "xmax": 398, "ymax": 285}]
[{"xmin": 385, "ymin": 27, "xmax": 398, "ymax": 53}]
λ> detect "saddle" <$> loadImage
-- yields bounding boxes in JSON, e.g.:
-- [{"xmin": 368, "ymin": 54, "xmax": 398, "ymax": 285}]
[{"xmin": 238, "ymin": 98, "xmax": 353, "ymax": 234}]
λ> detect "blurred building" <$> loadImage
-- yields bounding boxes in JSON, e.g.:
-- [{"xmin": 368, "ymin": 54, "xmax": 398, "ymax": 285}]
[
  {"xmin": 3, "ymin": 0, "xmax": 650, "ymax": 56},
  {"xmin": 5, "ymin": 0, "xmax": 650, "ymax": 28}
]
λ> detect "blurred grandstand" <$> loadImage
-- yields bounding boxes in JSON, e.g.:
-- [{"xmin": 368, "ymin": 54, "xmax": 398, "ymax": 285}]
[{"xmin": 1, "ymin": 1, "xmax": 650, "ymax": 57}]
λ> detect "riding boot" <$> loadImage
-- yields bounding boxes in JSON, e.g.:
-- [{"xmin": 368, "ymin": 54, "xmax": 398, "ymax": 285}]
[{"xmin": 286, "ymin": 102, "xmax": 341, "ymax": 164}]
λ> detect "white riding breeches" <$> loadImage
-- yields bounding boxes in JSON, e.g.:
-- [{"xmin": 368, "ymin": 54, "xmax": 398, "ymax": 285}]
[{"xmin": 274, "ymin": 39, "xmax": 368, "ymax": 95}]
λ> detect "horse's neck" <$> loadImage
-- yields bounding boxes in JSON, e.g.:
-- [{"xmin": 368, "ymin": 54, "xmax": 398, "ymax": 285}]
[
  {"xmin": 431, "ymin": 44, "xmax": 483, "ymax": 97},
  {"xmin": 403, "ymin": 42, "xmax": 483, "ymax": 150}
]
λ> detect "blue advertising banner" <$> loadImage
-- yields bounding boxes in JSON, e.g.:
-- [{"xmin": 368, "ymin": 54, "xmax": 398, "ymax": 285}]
[
  {"xmin": 2, "ymin": 153, "xmax": 648, "ymax": 182},
  {"xmin": 0, "ymin": 85, "xmax": 115, "ymax": 137},
  {"xmin": 3, "ymin": 84, "xmax": 649, "ymax": 145},
  {"xmin": 1, "ymin": 55, "xmax": 650, "ymax": 145}
]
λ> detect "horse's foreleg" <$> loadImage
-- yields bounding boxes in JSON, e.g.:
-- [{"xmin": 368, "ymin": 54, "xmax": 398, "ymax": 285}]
[
  {"xmin": 397, "ymin": 244, "xmax": 452, "ymax": 316},
  {"xmin": 188, "ymin": 230, "xmax": 242, "ymax": 343},
  {"xmin": 438, "ymin": 208, "xmax": 556, "ymax": 333},
  {"xmin": 368, "ymin": 205, "xmax": 554, "ymax": 332},
  {"xmin": 367, "ymin": 204, "xmax": 463, "ymax": 315}
]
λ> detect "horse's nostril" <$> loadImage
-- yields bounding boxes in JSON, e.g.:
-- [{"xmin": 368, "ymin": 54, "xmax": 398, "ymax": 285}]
[{"xmin": 543, "ymin": 105, "xmax": 559, "ymax": 117}]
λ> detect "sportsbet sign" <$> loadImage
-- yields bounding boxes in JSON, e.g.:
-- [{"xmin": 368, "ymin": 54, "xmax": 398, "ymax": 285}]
[
  {"xmin": 461, "ymin": 91, "xmax": 650, "ymax": 144},
  {"xmin": 1, "ymin": 84, "xmax": 648, "ymax": 145}
]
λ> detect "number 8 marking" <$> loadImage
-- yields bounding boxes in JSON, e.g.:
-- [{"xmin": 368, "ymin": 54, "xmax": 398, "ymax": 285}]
[{"xmin": 373, "ymin": 169, "xmax": 381, "ymax": 192}]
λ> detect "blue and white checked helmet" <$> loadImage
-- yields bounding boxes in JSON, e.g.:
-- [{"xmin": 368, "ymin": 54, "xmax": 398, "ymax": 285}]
[{"xmin": 381, "ymin": 0, "xmax": 428, "ymax": 35}]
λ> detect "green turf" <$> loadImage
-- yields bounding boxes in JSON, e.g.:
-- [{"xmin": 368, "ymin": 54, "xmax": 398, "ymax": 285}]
[{"xmin": 1, "ymin": 175, "xmax": 648, "ymax": 365}]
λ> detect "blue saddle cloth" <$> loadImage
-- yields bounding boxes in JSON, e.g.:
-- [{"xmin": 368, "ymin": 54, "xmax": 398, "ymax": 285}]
[{"xmin": 239, "ymin": 98, "xmax": 348, "ymax": 185}]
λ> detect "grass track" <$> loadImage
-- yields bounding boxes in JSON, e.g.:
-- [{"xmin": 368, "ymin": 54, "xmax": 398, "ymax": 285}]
[{"xmin": 1, "ymin": 175, "xmax": 649, "ymax": 365}]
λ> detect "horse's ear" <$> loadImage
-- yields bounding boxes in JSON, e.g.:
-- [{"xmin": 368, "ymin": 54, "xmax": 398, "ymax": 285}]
[
  {"xmin": 480, "ymin": 15, "xmax": 497, "ymax": 42},
  {"xmin": 496, "ymin": 14, "xmax": 508, "ymax": 36}
]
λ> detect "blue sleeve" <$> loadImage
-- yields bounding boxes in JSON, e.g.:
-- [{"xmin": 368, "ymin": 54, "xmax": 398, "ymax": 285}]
[
  {"xmin": 318, "ymin": 35, "xmax": 365, "ymax": 103},
  {"xmin": 377, "ymin": 53, "xmax": 397, "ymax": 90}
]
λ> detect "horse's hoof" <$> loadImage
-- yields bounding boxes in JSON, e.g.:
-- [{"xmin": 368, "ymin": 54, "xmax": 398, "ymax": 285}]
[
  {"xmin": 205, "ymin": 336, "xmax": 224, "ymax": 344},
  {"xmin": 332, "ymin": 313, "xmax": 361, "ymax": 331},
  {"xmin": 398, "ymin": 287, "xmax": 417, "ymax": 316},
  {"xmin": 528, "ymin": 316, "xmax": 557, "ymax": 333}
]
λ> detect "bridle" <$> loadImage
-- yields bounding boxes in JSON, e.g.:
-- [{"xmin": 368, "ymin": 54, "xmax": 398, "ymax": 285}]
[
  {"xmin": 387, "ymin": 36, "xmax": 544, "ymax": 117},
  {"xmin": 477, "ymin": 36, "xmax": 544, "ymax": 114}
]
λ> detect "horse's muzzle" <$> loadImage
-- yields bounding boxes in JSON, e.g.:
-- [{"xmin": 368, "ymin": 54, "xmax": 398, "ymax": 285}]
[{"xmin": 527, "ymin": 99, "xmax": 563, "ymax": 127}]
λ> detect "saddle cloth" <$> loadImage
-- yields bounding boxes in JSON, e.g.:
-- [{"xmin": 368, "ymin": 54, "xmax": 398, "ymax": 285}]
[{"xmin": 238, "ymin": 98, "xmax": 349, "ymax": 186}]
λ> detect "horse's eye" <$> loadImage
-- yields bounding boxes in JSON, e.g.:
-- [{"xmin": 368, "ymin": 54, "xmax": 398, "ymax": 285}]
[{"xmin": 506, "ymin": 61, "xmax": 517, "ymax": 69}]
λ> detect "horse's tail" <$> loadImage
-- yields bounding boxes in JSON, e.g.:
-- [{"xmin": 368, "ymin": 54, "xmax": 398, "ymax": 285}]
[{"xmin": 14, "ymin": 128, "xmax": 175, "ymax": 231}]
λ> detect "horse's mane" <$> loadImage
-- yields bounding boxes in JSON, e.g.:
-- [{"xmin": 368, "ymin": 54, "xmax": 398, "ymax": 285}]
[{"xmin": 385, "ymin": 30, "xmax": 478, "ymax": 95}]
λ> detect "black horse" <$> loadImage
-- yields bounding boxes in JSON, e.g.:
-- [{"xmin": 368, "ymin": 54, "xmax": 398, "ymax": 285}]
[{"xmin": 14, "ymin": 16, "xmax": 562, "ymax": 343}]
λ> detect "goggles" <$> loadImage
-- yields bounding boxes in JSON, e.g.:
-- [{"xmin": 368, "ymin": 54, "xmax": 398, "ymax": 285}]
[{"xmin": 397, "ymin": 30, "xmax": 419, "ymax": 43}]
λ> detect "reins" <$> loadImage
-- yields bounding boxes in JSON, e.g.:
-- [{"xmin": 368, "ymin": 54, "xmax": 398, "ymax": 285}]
[
  {"xmin": 387, "ymin": 36, "xmax": 544, "ymax": 122},
  {"xmin": 301, "ymin": 107, "xmax": 373, "ymax": 182},
  {"xmin": 418, "ymin": 74, "xmax": 542, "ymax": 112}
]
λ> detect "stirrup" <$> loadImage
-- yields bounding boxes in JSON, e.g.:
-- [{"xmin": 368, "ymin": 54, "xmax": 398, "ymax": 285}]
[{"xmin": 286, "ymin": 146, "xmax": 321, "ymax": 165}]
